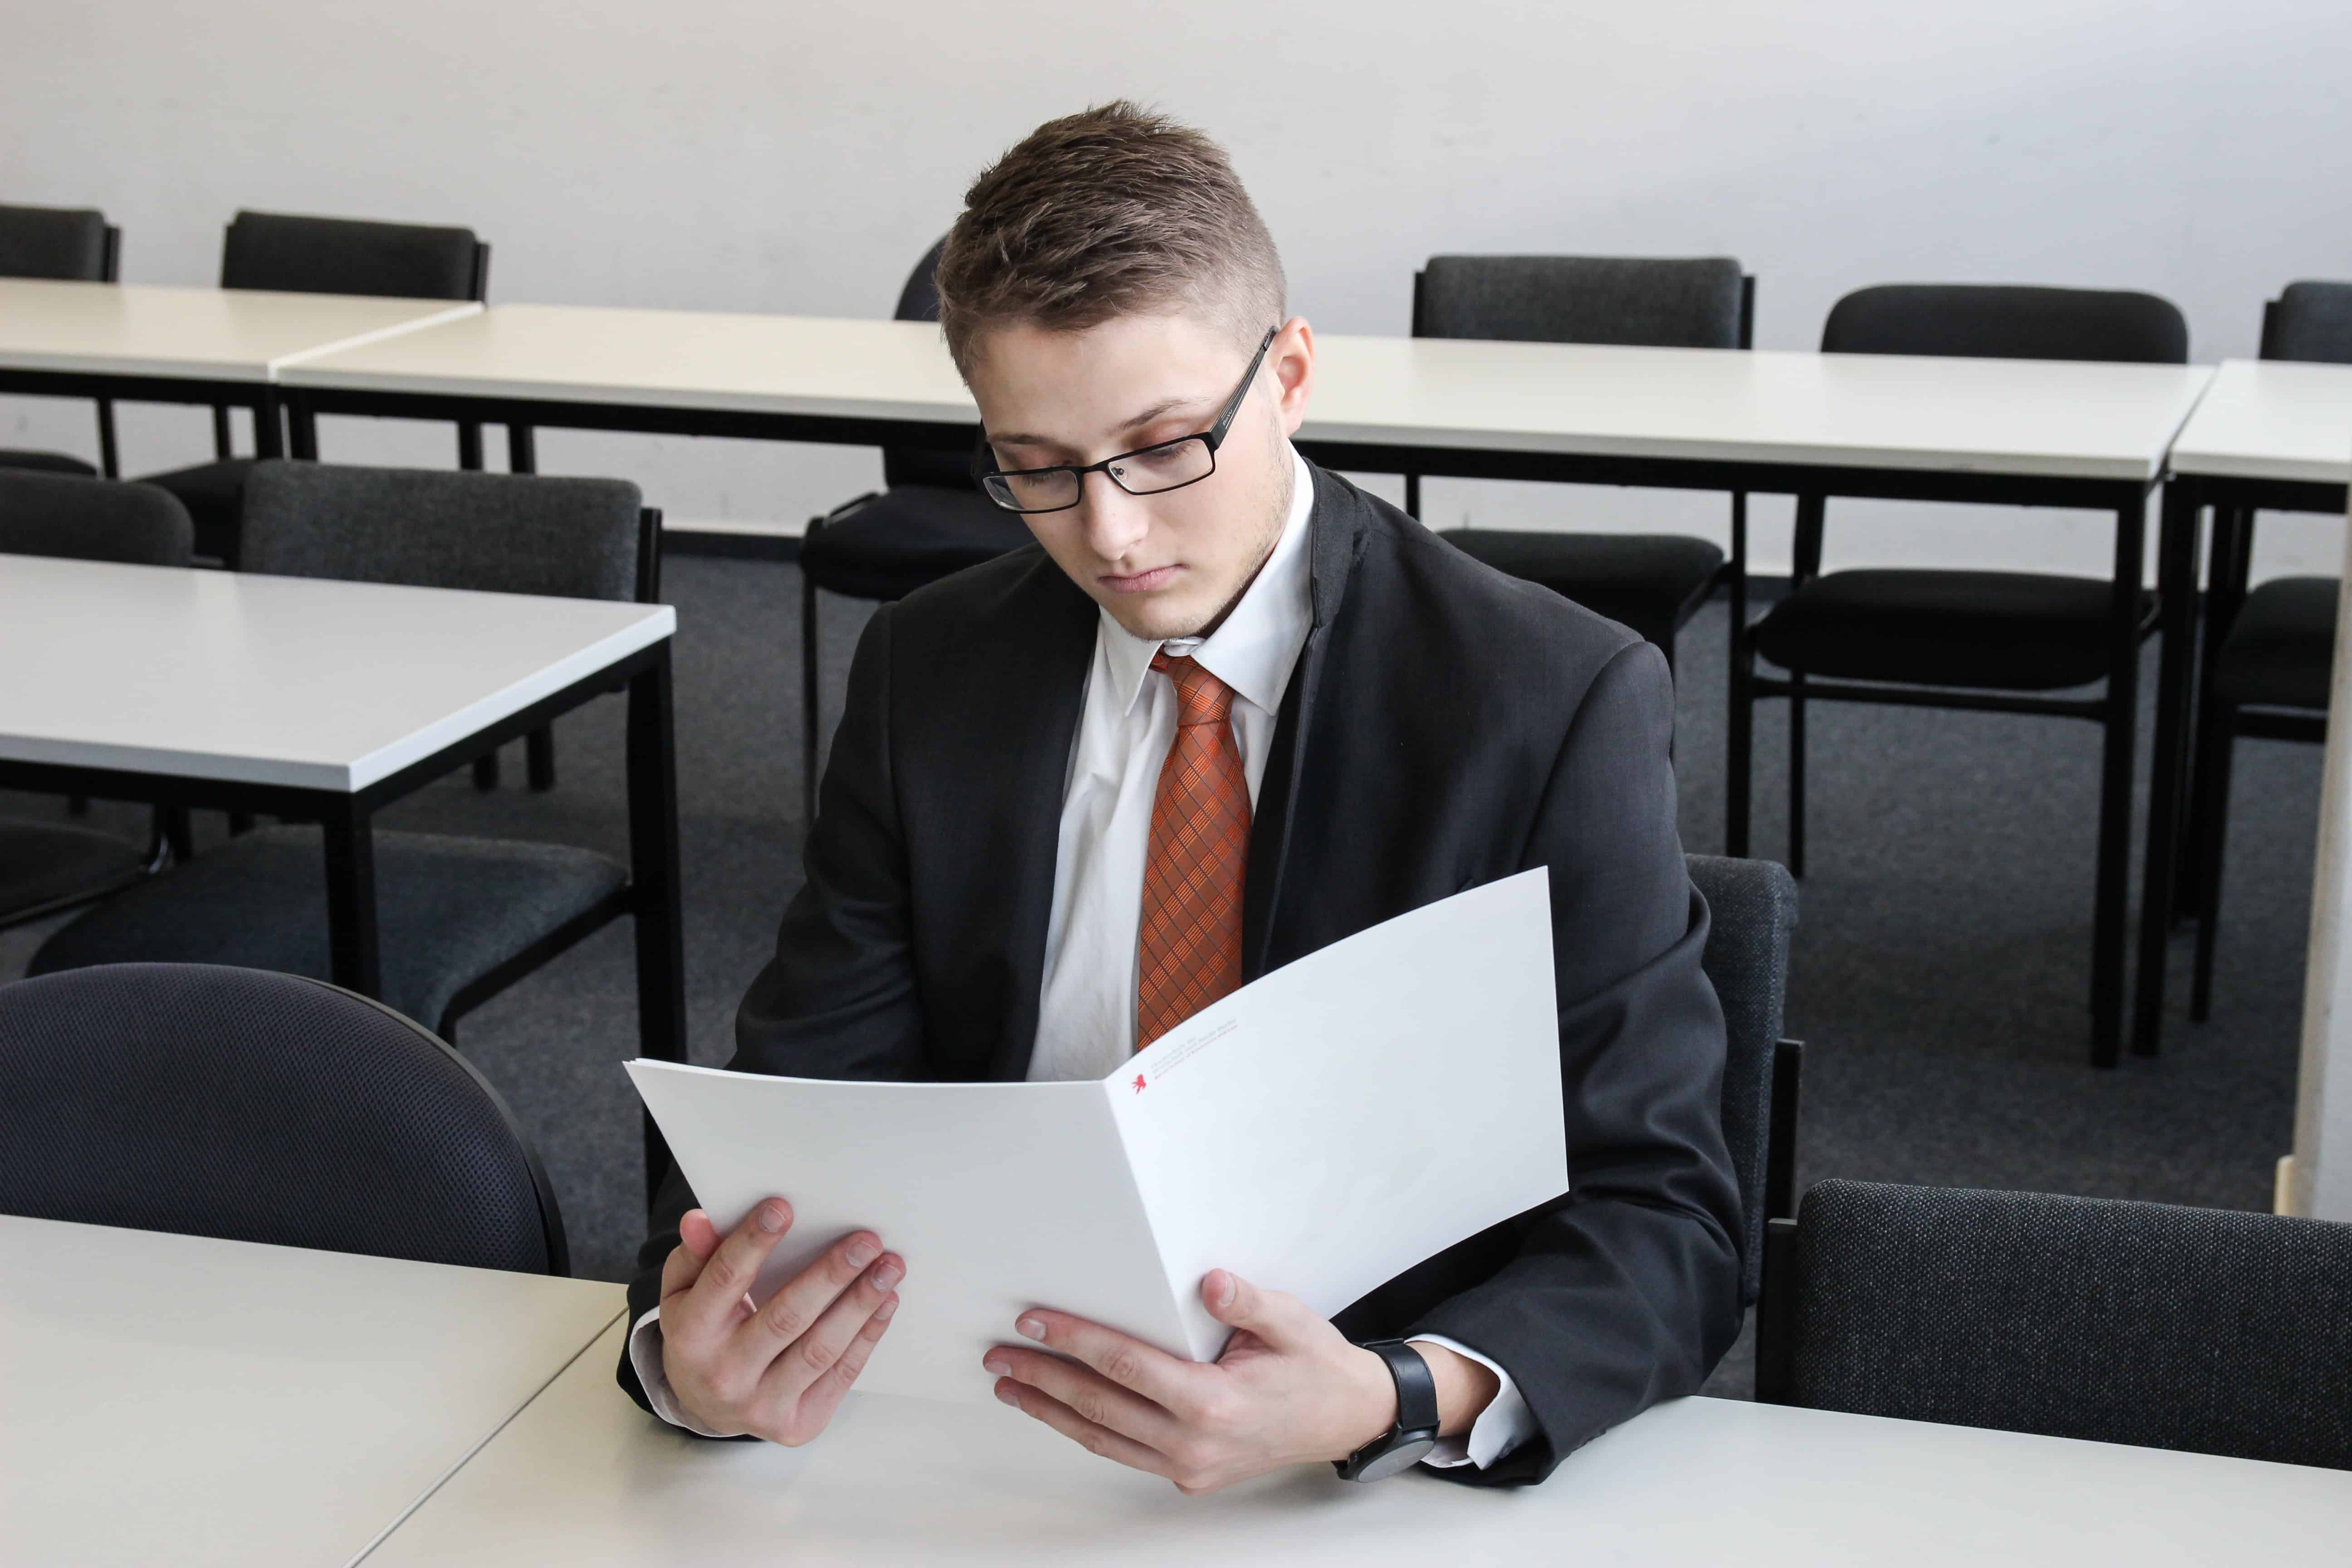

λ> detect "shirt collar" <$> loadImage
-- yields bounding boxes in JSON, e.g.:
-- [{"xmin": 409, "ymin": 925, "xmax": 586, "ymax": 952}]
[{"xmin": 1098, "ymin": 447, "xmax": 1316, "ymax": 718}]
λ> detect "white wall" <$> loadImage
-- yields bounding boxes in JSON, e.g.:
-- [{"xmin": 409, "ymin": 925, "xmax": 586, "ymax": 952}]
[{"xmin": 6, "ymin": 0, "xmax": 2350, "ymax": 579}]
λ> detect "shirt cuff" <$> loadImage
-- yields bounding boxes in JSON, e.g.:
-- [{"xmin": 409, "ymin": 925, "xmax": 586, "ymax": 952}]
[
  {"xmin": 627, "ymin": 1306, "xmax": 739, "ymax": 1438},
  {"xmin": 1406, "ymin": 1335, "xmax": 1534, "ymax": 1470}
]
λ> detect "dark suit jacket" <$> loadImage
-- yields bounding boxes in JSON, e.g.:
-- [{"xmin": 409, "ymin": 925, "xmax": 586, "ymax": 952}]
[{"xmin": 620, "ymin": 462, "xmax": 1744, "ymax": 1485}]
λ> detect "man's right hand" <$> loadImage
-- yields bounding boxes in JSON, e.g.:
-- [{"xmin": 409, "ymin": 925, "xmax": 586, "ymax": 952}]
[{"xmin": 658, "ymin": 1197, "xmax": 904, "ymax": 1444}]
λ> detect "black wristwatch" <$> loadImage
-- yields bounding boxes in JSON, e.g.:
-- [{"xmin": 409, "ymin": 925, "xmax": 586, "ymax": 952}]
[{"xmin": 1333, "ymin": 1338, "xmax": 1441, "ymax": 1482}]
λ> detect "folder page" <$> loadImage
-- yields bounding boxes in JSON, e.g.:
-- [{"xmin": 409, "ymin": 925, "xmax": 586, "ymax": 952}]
[
  {"xmin": 621, "ymin": 1068, "xmax": 1186, "ymax": 1402},
  {"xmin": 1110, "ymin": 867, "xmax": 1567, "ymax": 1363}
]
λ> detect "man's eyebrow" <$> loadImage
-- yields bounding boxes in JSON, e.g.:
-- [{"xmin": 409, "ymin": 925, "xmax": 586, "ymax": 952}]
[{"xmin": 987, "ymin": 394, "xmax": 1213, "ymax": 457}]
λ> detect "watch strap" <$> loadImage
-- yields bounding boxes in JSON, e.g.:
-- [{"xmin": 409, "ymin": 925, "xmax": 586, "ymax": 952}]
[{"xmin": 1333, "ymin": 1338, "xmax": 1442, "ymax": 1481}]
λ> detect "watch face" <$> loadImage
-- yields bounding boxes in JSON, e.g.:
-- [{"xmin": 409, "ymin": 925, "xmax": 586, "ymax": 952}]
[{"xmin": 1353, "ymin": 1435, "xmax": 1439, "ymax": 1483}]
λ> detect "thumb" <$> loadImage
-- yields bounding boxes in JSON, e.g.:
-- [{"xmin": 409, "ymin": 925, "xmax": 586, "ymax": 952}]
[{"xmin": 1201, "ymin": 1269, "xmax": 1307, "ymax": 1349}]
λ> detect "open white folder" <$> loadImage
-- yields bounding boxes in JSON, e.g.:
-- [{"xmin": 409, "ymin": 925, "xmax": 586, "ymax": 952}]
[{"xmin": 625, "ymin": 866, "xmax": 1566, "ymax": 1403}]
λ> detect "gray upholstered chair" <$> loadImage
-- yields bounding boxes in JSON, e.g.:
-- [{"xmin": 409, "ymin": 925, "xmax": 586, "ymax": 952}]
[
  {"xmin": 28, "ymin": 462, "xmax": 658, "ymax": 1043},
  {"xmin": 134, "ymin": 211, "xmax": 496, "ymax": 569},
  {"xmin": 0, "ymin": 202, "xmax": 122, "ymax": 478},
  {"xmin": 798, "ymin": 236, "xmax": 1034, "ymax": 822},
  {"xmin": 1758, "ymin": 1180, "xmax": 2352, "ymax": 1471},
  {"xmin": 1411, "ymin": 255, "xmax": 1753, "ymax": 676},
  {"xmin": 0, "ymin": 963, "xmax": 567, "ymax": 1274},
  {"xmin": 2187, "ymin": 282, "xmax": 2352, "ymax": 1020},
  {"xmin": 0, "ymin": 470, "xmax": 193, "ymax": 928},
  {"xmin": 1686, "ymin": 853, "xmax": 1802, "ymax": 1313}
]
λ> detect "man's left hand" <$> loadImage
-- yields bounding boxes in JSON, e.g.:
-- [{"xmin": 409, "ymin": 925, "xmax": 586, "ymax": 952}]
[{"xmin": 984, "ymin": 1268, "xmax": 1494, "ymax": 1494}]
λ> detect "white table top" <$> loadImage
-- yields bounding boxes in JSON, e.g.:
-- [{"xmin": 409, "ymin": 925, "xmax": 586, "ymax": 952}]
[
  {"xmin": 281, "ymin": 303, "xmax": 2212, "ymax": 483},
  {"xmin": 0, "ymin": 555, "xmax": 674, "ymax": 791},
  {"xmin": 2166, "ymin": 358, "xmax": 2352, "ymax": 486},
  {"xmin": 366, "ymin": 1318, "xmax": 2352, "ymax": 1567},
  {"xmin": 0, "ymin": 1217, "xmax": 622, "ymax": 1568},
  {"xmin": 0, "ymin": 279, "xmax": 482, "ymax": 384}
]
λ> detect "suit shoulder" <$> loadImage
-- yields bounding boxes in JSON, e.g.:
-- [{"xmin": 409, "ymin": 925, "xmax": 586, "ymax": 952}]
[{"xmin": 1311, "ymin": 465, "xmax": 1645, "ymax": 677}]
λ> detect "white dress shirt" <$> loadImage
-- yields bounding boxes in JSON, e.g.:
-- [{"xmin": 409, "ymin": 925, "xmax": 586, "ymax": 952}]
[{"xmin": 633, "ymin": 449, "xmax": 1532, "ymax": 1470}]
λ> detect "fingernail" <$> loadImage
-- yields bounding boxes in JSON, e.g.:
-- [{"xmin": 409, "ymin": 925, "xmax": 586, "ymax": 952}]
[
  {"xmin": 995, "ymin": 1382, "xmax": 1021, "ymax": 1406},
  {"xmin": 1016, "ymin": 1315, "xmax": 1046, "ymax": 1341},
  {"xmin": 758, "ymin": 1203, "xmax": 787, "ymax": 1233},
  {"xmin": 983, "ymin": 1355, "xmax": 1009, "ymax": 1376},
  {"xmin": 870, "ymin": 1261, "xmax": 902, "ymax": 1291},
  {"xmin": 875, "ymin": 1296, "xmax": 898, "ymax": 1322},
  {"xmin": 845, "ymin": 1239, "xmax": 878, "ymax": 1268}
]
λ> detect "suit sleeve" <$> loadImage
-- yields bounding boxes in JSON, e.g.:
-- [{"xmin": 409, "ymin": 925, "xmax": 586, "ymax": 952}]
[
  {"xmin": 618, "ymin": 603, "xmax": 931, "ymax": 1416},
  {"xmin": 1406, "ymin": 638, "xmax": 1744, "ymax": 1485}
]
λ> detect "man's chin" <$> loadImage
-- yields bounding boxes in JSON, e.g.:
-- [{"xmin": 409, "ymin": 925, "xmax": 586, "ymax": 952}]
[{"xmin": 1098, "ymin": 593, "xmax": 1214, "ymax": 644}]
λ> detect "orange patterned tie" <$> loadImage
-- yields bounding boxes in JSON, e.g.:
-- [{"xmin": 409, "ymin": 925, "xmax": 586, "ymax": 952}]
[{"xmin": 1135, "ymin": 652, "xmax": 1251, "ymax": 1050}]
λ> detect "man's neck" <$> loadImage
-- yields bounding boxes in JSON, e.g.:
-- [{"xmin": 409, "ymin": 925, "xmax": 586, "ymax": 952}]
[{"xmin": 1188, "ymin": 448, "xmax": 1298, "ymax": 643}]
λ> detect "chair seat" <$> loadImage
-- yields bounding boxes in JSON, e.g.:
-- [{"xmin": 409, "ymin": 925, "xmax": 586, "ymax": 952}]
[
  {"xmin": 2216, "ymin": 576, "xmax": 2337, "ymax": 712},
  {"xmin": 0, "ymin": 818, "xmax": 147, "ymax": 926},
  {"xmin": 1445, "ymin": 530, "xmax": 1725, "ymax": 641},
  {"xmin": 1753, "ymin": 568, "xmax": 2154, "ymax": 691},
  {"xmin": 0, "ymin": 449, "xmax": 98, "ymax": 478},
  {"xmin": 137, "ymin": 458, "xmax": 252, "ymax": 561},
  {"xmin": 29, "ymin": 826, "xmax": 629, "ymax": 1031},
  {"xmin": 801, "ymin": 484, "xmax": 1036, "ymax": 603}
]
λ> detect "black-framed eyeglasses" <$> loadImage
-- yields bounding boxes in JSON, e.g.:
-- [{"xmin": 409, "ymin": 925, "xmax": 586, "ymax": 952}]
[{"xmin": 973, "ymin": 327, "xmax": 1279, "ymax": 514}]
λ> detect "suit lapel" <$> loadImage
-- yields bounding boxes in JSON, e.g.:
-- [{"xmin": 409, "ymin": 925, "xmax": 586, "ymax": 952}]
[
  {"xmin": 982, "ymin": 559, "xmax": 1097, "ymax": 1081},
  {"xmin": 1242, "ymin": 463, "xmax": 1366, "ymax": 979}
]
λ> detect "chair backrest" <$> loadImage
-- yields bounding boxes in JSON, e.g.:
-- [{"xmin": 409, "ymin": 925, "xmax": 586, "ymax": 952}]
[
  {"xmin": 0, "ymin": 470, "xmax": 192, "ymax": 564},
  {"xmin": 883, "ymin": 235, "xmax": 975, "ymax": 492},
  {"xmin": 2263, "ymin": 282, "xmax": 2352, "ymax": 365},
  {"xmin": 1686, "ymin": 853, "xmax": 1799, "ymax": 1303},
  {"xmin": 1415, "ymin": 255, "xmax": 1750, "ymax": 349},
  {"xmin": 1784, "ymin": 1179, "xmax": 2352, "ymax": 1470},
  {"xmin": 0, "ymin": 963, "xmax": 566, "ymax": 1274},
  {"xmin": 220, "ymin": 209, "xmax": 486, "ymax": 301},
  {"xmin": 1821, "ymin": 284, "xmax": 2189, "ymax": 364},
  {"xmin": 240, "ymin": 461, "xmax": 651, "ymax": 602},
  {"xmin": 0, "ymin": 202, "xmax": 118, "ymax": 282}
]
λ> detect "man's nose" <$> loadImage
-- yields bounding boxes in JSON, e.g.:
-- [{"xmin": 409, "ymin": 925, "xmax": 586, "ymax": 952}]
[{"xmin": 1078, "ymin": 471, "xmax": 1151, "ymax": 560}]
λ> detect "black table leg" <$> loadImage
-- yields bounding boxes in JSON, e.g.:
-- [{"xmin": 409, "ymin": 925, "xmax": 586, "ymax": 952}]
[
  {"xmin": 2132, "ymin": 481, "xmax": 2206, "ymax": 1058},
  {"xmin": 286, "ymin": 392, "xmax": 319, "ymax": 462},
  {"xmin": 253, "ymin": 389, "xmax": 286, "ymax": 460},
  {"xmin": 2089, "ymin": 495, "xmax": 2148, "ymax": 1068},
  {"xmin": 321, "ymin": 802, "xmax": 382, "ymax": 1000},
  {"xmin": 627, "ymin": 644, "xmax": 687, "ymax": 1205}
]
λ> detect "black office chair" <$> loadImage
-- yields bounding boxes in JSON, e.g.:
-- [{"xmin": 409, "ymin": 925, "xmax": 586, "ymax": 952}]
[
  {"xmin": 28, "ymin": 462, "xmax": 658, "ymax": 1044},
  {"xmin": 2185, "ymin": 282, "xmax": 2352, "ymax": 1020},
  {"xmin": 1756, "ymin": 1179, "xmax": 2352, "ymax": 1470},
  {"xmin": 134, "ymin": 211, "xmax": 510, "ymax": 569},
  {"xmin": 1686, "ymin": 853, "xmax": 1803, "ymax": 1315},
  {"xmin": 1737, "ymin": 285, "xmax": 2185, "ymax": 1063},
  {"xmin": 0, "ymin": 202, "xmax": 122, "ymax": 478},
  {"xmin": 798, "ymin": 237, "xmax": 1035, "ymax": 821},
  {"xmin": 0, "ymin": 470, "xmax": 195, "ymax": 926},
  {"xmin": 0, "ymin": 963, "xmax": 566, "ymax": 1274},
  {"xmin": 1410, "ymin": 256, "xmax": 1754, "ymax": 676}
]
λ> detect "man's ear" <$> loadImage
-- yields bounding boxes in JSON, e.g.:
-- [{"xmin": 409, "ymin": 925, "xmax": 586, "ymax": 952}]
[{"xmin": 1271, "ymin": 317, "xmax": 1315, "ymax": 436}]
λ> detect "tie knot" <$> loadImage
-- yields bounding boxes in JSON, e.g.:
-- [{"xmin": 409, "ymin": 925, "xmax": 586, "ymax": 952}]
[{"xmin": 1151, "ymin": 651, "xmax": 1236, "ymax": 727}]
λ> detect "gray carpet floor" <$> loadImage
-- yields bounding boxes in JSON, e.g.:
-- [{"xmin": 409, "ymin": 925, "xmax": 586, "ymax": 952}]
[{"xmin": 0, "ymin": 554, "xmax": 2318, "ymax": 1397}]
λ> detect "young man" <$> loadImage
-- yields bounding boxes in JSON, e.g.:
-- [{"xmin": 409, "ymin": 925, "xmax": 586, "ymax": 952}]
[{"xmin": 620, "ymin": 103, "xmax": 1742, "ymax": 1490}]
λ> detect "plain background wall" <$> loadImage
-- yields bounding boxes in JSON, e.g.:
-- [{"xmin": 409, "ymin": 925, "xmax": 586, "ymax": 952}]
[{"xmin": 5, "ymin": 0, "xmax": 2350, "ymax": 580}]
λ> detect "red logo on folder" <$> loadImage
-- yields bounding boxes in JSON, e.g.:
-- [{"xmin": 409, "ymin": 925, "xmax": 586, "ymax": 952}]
[{"xmin": 1132, "ymin": 1073, "xmax": 1147, "ymax": 1094}]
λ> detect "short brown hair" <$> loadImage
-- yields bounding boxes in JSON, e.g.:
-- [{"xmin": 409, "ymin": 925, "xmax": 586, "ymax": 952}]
[{"xmin": 936, "ymin": 102, "xmax": 1285, "ymax": 374}]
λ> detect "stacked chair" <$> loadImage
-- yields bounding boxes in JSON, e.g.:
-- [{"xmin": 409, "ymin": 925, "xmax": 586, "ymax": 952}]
[
  {"xmin": 0, "ymin": 471, "xmax": 193, "ymax": 928},
  {"xmin": 28, "ymin": 462, "xmax": 659, "ymax": 1046},
  {"xmin": 2186, "ymin": 280, "xmax": 2352, "ymax": 1018},
  {"xmin": 1410, "ymin": 255, "xmax": 1753, "ymax": 677},
  {"xmin": 133, "ymin": 209, "xmax": 501, "ymax": 569},
  {"xmin": 797, "ymin": 237, "xmax": 1034, "ymax": 820},
  {"xmin": 0, "ymin": 962, "xmax": 566, "ymax": 1274},
  {"xmin": 1759, "ymin": 1180, "xmax": 2352, "ymax": 1470},
  {"xmin": 0, "ymin": 202, "xmax": 122, "ymax": 476},
  {"xmin": 1735, "ymin": 284, "xmax": 2188, "ymax": 1066}
]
